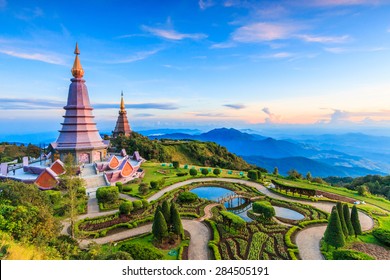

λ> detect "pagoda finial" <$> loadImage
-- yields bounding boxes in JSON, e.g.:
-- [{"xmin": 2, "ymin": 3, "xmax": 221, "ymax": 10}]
[
  {"xmin": 120, "ymin": 91, "xmax": 125, "ymax": 112},
  {"xmin": 71, "ymin": 42, "xmax": 84, "ymax": 78}
]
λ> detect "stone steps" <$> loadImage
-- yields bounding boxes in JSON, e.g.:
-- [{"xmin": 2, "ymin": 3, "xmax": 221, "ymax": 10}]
[{"xmin": 83, "ymin": 174, "xmax": 107, "ymax": 188}]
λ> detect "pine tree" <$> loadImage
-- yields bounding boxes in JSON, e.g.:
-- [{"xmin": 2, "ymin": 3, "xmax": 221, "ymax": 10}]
[
  {"xmin": 343, "ymin": 204, "xmax": 354, "ymax": 237},
  {"xmin": 351, "ymin": 205, "xmax": 362, "ymax": 237},
  {"xmin": 336, "ymin": 202, "xmax": 348, "ymax": 237},
  {"xmin": 324, "ymin": 206, "xmax": 345, "ymax": 249},
  {"xmin": 170, "ymin": 202, "xmax": 184, "ymax": 239},
  {"xmin": 162, "ymin": 200, "xmax": 171, "ymax": 226},
  {"xmin": 152, "ymin": 210, "xmax": 168, "ymax": 242}
]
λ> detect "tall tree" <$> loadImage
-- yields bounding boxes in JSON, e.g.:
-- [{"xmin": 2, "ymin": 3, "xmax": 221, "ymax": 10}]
[
  {"xmin": 61, "ymin": 154, "xmax": 83, "ymax": 238},
  {"xmin": 152, "ymin": 210, "xmax": 168, "ymax": 242},
  {"xmin": 343, "ymin": 204, "xmax": 354, "ymax": 237},
  {"xmin": 161, "ymin": 200, "xmax": 171, "ymax": 226},
  {"xmin": 324, "ymin": 206, "xmax": 345, "ymax": 249},
  {"xmin": 306, "ymin": 172, "xmax": 312, "ymax": 181},
  {"xmin": 170, "ymin": 202, "xmax": 184, "ymax": 239},
  {"xmin": 273, "ymin": 167, "xmax": 279, "ymax": 176},
  {"xmin": 351, "ymin": 205, "xmax": 362, "ymax": 237},
  {"xmin": 336, "ymin": 202, "xmax": 348, "ymax": 237}
]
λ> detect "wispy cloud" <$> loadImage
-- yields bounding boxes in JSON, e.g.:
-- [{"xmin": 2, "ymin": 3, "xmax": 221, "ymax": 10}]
[
  {"xmin": 224, "ymin": 104, "xmax": 246, "ymax": 109},
  {"xmin": 195, "ymin": 113, "xmax": 226, "ymax": 117},
  {"xmin": 262, "ymin": 107, "xmax": 282, "ymax": 124},
  {"xmin": 297, "ymin": 34, "xmax": 350, "ymax": 43},
  {"xmin": 264, "ymin": 52, "xmax": 294, "ymax": 59},
  {"xmin": 210, "ymin": 42, "xmax": 236, "ymax": 49},
  {"xmin": 309, "ymin": 0, "xmax": 384, "ymax": 6},
  {"xmin": 0, "ymin": 49, "xmax": 65, "ymax": 65},
  {"xmin": 134, "ymin": 113, "xmax": 155, "ymax": 117},
  {"xmin": 15, "ymin": 7, "xmax": 44, "ymax": 21},
  {"xmin": 199, "ymin": 0, "xmax": 214, "ymax": 10},
  {"xmin": 142, "ymin": 25, "xmax": 207, "ymax": 40},
  {"xmin": 327, "ymin": 108, "xmax": 390, "ymax": 124},
  {"xmin": 0, "ymin": 98, "xmax": 64, "ymax": 110},
  {"xmin": 94, "ymin": 102, "xmax": 179, "ymax": 110},
  {"xmin": 110, "ymin": 49, "xmax": 160, "ymax": 63},
  {"xmin": 324, "ymin": 46, "xmax": 388, "ymax": 54},
  {"xmin": 232, "ymin": 22, "xmax": 302, "ymax": 42}
]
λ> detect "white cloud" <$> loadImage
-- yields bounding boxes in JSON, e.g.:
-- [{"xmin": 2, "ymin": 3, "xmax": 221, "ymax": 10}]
[
  {"xmin": 199, "ymin": 0, "xmax": 214, "ymax": 10},
  {"xmin": 297, "ymin": 34, "xmax": 350, "ymax": 43},
  {"xmin": 262, "ymin": 107, "xmax": 282, "ymax": 123},
  {"xmin": 0, "ymin": 49, "xmax": 65, "ymax": 65},
  {"xmin": 232, "ymin": 22, "xmax": 302, "ymax": 42},
  {"xmin": 210, "ymin": 42, "xmax": 236, "ymax": 49},
  {"xmin": 111, "ymin": 49, "xmax": 160, "ymax": 64},
  {"xmin": 142, "ymin": 25, "xmax": 207, "ymax": 40}
]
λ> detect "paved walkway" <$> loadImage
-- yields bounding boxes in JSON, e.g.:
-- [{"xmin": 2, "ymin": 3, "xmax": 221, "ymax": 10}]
[{"xmin": 74, "ymin": 177, "xmax": 375, "ymax": 260}]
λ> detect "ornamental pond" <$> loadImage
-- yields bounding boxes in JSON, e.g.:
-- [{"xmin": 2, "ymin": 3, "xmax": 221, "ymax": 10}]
[{"xmin": 190, "ymin": 186, "xmax": 304, "ymax": 222}]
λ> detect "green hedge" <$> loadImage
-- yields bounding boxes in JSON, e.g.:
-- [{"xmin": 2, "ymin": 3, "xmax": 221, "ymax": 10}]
[
  {"xmin": 285, "ymin": 226, "xmax": 299, "ymax": 249},
  {"xmin": 298, "ymin": 219, "xmax": 328, "ymax": 228},
  {"xmin": 178, "ymin": 192, "xmax": 198, "ymax": 203},
  {"xmin": 178, "ymin": 244, "xmax": 188, "ymax": 260},
  {"xmin": 373, "ymin": 228, "xmax": 390, "ymax": 246},
  {"xmin": 252, "ymin": 201, "xmax": 275, "ymax": 220},
  {"xmin": 288, "ymin": 248, "xmax": 299, "ymax": 260},
  {"xmin": 205, "ymin": 219, "xmax": 221, "ymax": 260},
  {"xmin": 96, "ymin": 186, "xmax": 119, "ymax": 204},
  {"xmin": 333, "ymin": 249, "xmax": 374, "ymax": 260}
]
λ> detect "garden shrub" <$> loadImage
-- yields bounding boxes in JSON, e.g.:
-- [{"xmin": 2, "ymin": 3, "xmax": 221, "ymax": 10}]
[
  {"xmin": 132, "ymin": 200, "xmax": 143, "ymax": 211},
  {"xmin": 96, "ymin": 186, "xmax": 119, "ymax": 204},
  {"xmin": 115, "ymin": 182, "xmax": 123, "ymax": 192},
  {"xmin": 333, "ymin": 249, "xmax": 374, "ymax": 260},
  {"xmin": 178, "ymin": 191, "xmax": 198, "ymax": 203},
  {"xmin": 172, "ymin": 161, "xmax": 180, "ymax": 169},
  {"xmin": 220, "ymin": 211, "xmax": 245, "ymax": 229},
  {"xmin": 119, "ymin": 243, "xmax": 164, "ymax": 260},
  {"xmin": 373, "ymin": 228, "xmax": 390, "ymax": 246},
  {"xmin": 141, "ymin": 199, "xmax": 149, "ymax": 208},
  {"xmin": 119, "ymin": 201, "xmax": 133, "ymax": 215},
  {"xmin": 252, "ymin": 201, "xmax": 275, "ymax": 220},
  {"xmin": 189, "ymin": 169, "xmax": 197, "ymax": 176},
  {"xmin": 122, "ymin": 185, "xmax": 132, "ymax": 192},
  {"xmin": 176, "ymin": 172, "xmax": 188, "ymax": 177},
  {"xmin": 150, "ymin": 181, "xmax": 158, "ymax": 189}
]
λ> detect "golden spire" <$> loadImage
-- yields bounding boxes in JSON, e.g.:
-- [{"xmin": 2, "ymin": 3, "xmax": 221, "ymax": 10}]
[
  {"xmin": 71, "ymin": 42, "xmax": 84, "ymax": 78},
  {"xmin": 120, "ymin": 91, "xmax": 125, "ymax": 112}
]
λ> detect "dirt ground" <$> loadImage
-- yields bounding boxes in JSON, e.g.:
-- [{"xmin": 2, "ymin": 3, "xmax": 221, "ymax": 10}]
[{"xmin": 349, "ymin": 242, "xmax": 390, "ymax": 260}]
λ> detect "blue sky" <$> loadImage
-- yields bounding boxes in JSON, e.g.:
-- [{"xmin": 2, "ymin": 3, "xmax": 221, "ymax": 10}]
[{"xmin": 1, "ymin": 0, "xmax": 390, "ymax": 136}]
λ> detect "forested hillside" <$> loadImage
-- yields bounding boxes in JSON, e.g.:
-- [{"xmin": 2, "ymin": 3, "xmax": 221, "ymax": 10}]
[{"xmin": 111, "ymin": 133, "xmax": 251, "ymax": 170}]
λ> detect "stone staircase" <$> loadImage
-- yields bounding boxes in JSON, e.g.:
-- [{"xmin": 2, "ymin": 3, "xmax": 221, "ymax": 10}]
[
  {"xmin": 83, "ymin": 174, "xmax": 108, "ymax": 188},
  {"xmin": 81, "ymin": 164, "xmax": 97, "ymax": 176}
]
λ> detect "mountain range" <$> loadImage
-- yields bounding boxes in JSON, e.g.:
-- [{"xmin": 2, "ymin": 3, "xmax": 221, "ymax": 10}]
[{"xmin": 145, "ymin": 128, "xmax": 388, "ymax": 178}]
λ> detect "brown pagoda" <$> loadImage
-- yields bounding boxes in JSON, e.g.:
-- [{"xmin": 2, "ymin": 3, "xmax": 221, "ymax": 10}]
[
  {"xmin": 50, "ymin": 43, "xmax": 108, "ymax": 164},
  {"xmin": 112, "ymin": 92, "xmax": 132, "ymax": 138}
]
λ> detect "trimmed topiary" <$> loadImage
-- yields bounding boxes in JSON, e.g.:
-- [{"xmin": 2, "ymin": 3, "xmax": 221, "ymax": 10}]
[
  {"xmin": 119, "ymin": 201, "xmax": 133, "ymax": 215},
  {"xmin": 351, "ymin": 205, "xmax": 362, "ymax": 237},
  {"xmin": 252, "ymin": 201, "xmax": 275, "ymax": 220},
  {"xmin": 152, "ymin": 210, "xmax": 169, "ymax": 242},
  {"xmin": 336, "ymin": 202, "xmax": 348, "ymax": 237},
  {"xmin": 324, "ymin": 206, "xmax": 345, "ymax": 249},
  {"xmin": 170, "ymin": 203, "xmax": 184, "ymax": 239},
  {"xmin": 343, "ymin": 204, "xmax": 354, "ymax": 237},
  {"xmin": 189, "ymin": 168, "xmax": 197, "ymax": 177}
]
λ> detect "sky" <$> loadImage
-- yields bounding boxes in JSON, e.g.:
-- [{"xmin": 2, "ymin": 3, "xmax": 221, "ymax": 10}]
[{"xmin": 1, "ymin": 0, "xmax": 390, "ymax": 137}]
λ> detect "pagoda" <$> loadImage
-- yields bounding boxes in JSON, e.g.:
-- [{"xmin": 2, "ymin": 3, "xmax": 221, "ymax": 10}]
[
  {"xmin": 112, "ymin": 92, "xmax": 132, "ymax": 137},
  {"xmin": 50, "ymin": 43, "xmax": 108, "ymax": 164}
]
